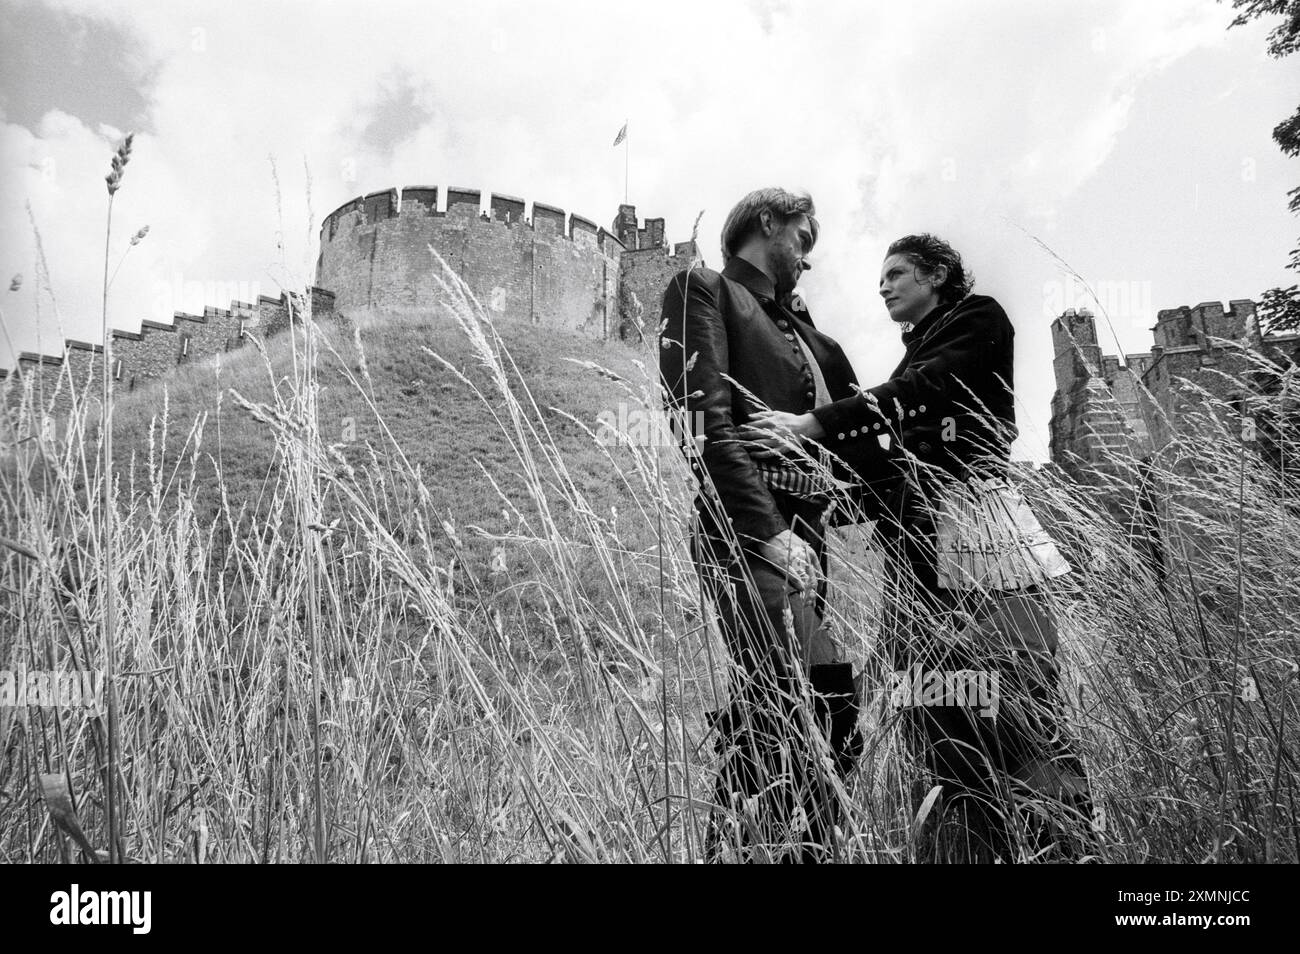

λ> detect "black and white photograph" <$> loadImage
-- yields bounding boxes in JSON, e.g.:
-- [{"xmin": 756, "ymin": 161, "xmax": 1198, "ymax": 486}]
[{"xmin": 0, "ymin": 0, "xmax": 1296, "ymax": 912}]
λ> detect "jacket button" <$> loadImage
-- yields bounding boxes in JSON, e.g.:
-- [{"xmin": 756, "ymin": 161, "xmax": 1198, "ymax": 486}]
[
  {"xmin": 805, "ymin": 391, "xmax": 815, "ymax": 401},
  {"xmin": 837, "ymin": 433, "xmax": 846, "ymax": 441},
  {"xmin": 850, "ymin": 429, "xmax": 858, "ymax": 437},
  {"xmin": 784, "ymin": 332, "xmax": 795, "ymax": 341},
  {"xmin": 777, "ymin": 320, "xmax": 790, "ymax": 330}
]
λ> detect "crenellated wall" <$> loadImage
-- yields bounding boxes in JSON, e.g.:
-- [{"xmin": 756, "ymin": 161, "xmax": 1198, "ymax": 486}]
[
  {"xmin": 1049, "ymin": 300, "xmax": 1299, "ymax": 477},
  {"xmin": 3, "ymin": 290, "xmax": 336, "ymax": 426},
  {"xmin": 611, "ymin": 203, "xmax": 666, "ymax": 253},
  {"xmin": 315, "ymin": 185, "xmax": 651, "ymax": 339}
]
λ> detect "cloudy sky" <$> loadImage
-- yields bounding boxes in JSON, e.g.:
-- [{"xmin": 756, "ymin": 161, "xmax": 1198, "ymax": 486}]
[{"xmin": 1, "ymin": 0, "xmax": 1297, "ymax": 460}]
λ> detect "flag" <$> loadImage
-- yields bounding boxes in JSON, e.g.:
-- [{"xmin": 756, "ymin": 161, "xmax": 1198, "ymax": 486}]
[{"xmin": 612, "ymin": 122, "xmax": 627, "ymax": 147}]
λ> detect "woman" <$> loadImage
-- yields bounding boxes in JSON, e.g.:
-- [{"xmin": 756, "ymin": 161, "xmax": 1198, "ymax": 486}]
[{"xmin": 743, "ymin": 234, "xmax": 1095, "ymax": 862}]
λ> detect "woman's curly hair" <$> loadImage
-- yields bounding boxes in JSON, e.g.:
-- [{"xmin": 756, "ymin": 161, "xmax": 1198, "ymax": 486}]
[{"xmin": 886, "ymin": 233, "xmax": 973, "ymax": 305}]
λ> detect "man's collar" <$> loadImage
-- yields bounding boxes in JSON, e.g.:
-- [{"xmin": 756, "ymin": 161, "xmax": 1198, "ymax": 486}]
[{"xmin": 722, "ymin": 255, "xmax": 777, "ymax": 302}]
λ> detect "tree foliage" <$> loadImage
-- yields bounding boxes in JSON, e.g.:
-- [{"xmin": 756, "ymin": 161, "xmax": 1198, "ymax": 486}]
[{"xmin": 1230, "ymin": 0, "xmax": 1300, "ymax": 331}]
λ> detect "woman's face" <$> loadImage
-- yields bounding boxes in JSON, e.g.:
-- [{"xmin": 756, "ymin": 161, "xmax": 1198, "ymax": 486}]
[{"xmin": 879, "ymin": 253, "xmax": 943, "ymax": 325}]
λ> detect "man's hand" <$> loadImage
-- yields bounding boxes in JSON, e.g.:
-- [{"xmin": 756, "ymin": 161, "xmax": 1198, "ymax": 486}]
[
  {"xmin": 759, "ymin": 529, "xmax": 819, "ymax": 592},
  {"xmin": 739, "ymin": 410, "xmax": 827, "ymax": 460}
]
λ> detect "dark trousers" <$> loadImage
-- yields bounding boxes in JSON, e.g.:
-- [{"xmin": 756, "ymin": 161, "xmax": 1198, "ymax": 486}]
[{"xmin": 690, "ymin": 495, "xmax": 859, "ymax": 863}]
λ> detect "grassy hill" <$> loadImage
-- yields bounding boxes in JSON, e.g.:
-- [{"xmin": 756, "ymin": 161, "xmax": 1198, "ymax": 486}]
[
  {"xmin": 111, "ymin": 307, "xmax": 661, "ymax": 527},
  {"xmin": 103, "ymin": 300, "xmax": 692, "ymax": 633}
]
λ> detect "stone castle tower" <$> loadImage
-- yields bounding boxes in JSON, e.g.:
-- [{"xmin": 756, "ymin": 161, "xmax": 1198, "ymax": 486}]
[
  {"xmin": 315, "ymin": 187, "xmax": 696, "ymax": 341},
  {"xmin": 1049, "ymin": 300, "xmax": 1300, "ymax": 476},
  {"xmin": 3, "ymin": 186, "xmax": 699, "ymax": 422}
]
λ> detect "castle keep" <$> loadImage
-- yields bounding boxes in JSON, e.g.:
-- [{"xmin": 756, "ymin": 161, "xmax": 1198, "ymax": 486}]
[
  {"xmin": 316, "ymin": 188, "xmax": 695, "ymax": 339},
  {"xmin": 1049, "ymin": 301, "xmax": 1300, "ymax": 475},
  {"xmin": 3, "ymin": 187, "xmax": 698, "ymax": 422}
]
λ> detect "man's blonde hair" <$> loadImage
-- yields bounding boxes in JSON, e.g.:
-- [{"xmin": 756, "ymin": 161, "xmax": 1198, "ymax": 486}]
[{"xmin": 720, "ymin": 188, "xmax": 818, "ymax": 263}]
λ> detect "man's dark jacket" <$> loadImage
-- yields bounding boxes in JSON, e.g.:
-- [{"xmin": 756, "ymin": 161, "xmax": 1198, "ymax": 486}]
[
  {"xmin": 810, "ymin": 294, "xmax": 1017, "ymax": 484},
  {"xmin": 659, "ymin": 257, "xmax": 871, "ymax": 547}
]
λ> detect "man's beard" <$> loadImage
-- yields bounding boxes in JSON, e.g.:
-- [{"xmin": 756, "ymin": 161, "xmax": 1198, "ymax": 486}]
[{"xmin": 774, "ymin": 260, "xmax": 800, "ymax": 297}]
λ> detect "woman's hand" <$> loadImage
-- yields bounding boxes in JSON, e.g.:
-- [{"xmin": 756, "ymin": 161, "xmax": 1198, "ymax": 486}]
[{"xmin": 739, "ymin": 410, "xmax": 826, "ymax": 460}]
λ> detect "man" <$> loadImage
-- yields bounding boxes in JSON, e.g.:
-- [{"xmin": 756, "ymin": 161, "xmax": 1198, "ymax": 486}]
[{"xmin": 658, "ymin": 188, "xmax": 866, "ymax": 862}]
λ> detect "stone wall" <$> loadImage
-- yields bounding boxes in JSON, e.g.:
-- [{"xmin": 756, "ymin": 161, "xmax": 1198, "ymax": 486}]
[
  {"xmin": 3, "ymin": 290, "xmax": 335, "ymax": 425},
  {"xmin": 617, "ymin": 242, "xmax": 699, "ymax": 341},
  {"xmin": 316, "ymin": 185, "xmax": 625, "ymax": 339},
  {"xmin": 1049, "ymin": 299, "xmax": 1298, "ymax": 475},
  {"xmin": 1048, "ymin": 308, "xmax": 1133, "ymax": 472}
]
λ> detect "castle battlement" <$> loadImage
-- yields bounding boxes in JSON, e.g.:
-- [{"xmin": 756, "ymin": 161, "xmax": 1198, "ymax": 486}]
[
  {"xmin": 1152, "ymin": 299, "xmax": 1261, "ymax": 352},
  {"xmin": 321, "ymin": 185, "xmax": 637, "ymax": 250},
  {"xmin": 445, "ymin": 187, "xmax": 478, "ymax": 214},
  {"xmin": 490, "ymin": 193, "xmax": 525, "ymax": 223},
  {"xmin": 314, "ymin": 184, "xmax": 697, "ymax": 339},
  {"xmin": 4, "ymin": 290, "xmax": 336, "ymax": 427},
  {"xmin": 612, "ymin": 203, "xmax": 667, "ymax": 252},
  {"xmin": 1049, "ymin": 299, "xmax": 1297, "ymax": 477}
]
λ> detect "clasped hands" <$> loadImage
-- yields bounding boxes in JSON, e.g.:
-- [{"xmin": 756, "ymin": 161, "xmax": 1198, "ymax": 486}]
[
  {"xmin": 738, "ymin": 410, "xmax": 827, "ymax": 460},
  {"xmin": 738, "ymin": 411, "xmax": 828, "ymax": 593}
]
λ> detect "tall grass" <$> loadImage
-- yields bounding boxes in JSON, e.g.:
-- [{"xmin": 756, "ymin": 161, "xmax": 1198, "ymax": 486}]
[{"xmin": 2, "ymin": 229, "xmax": 1298, "ymax": 863}]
